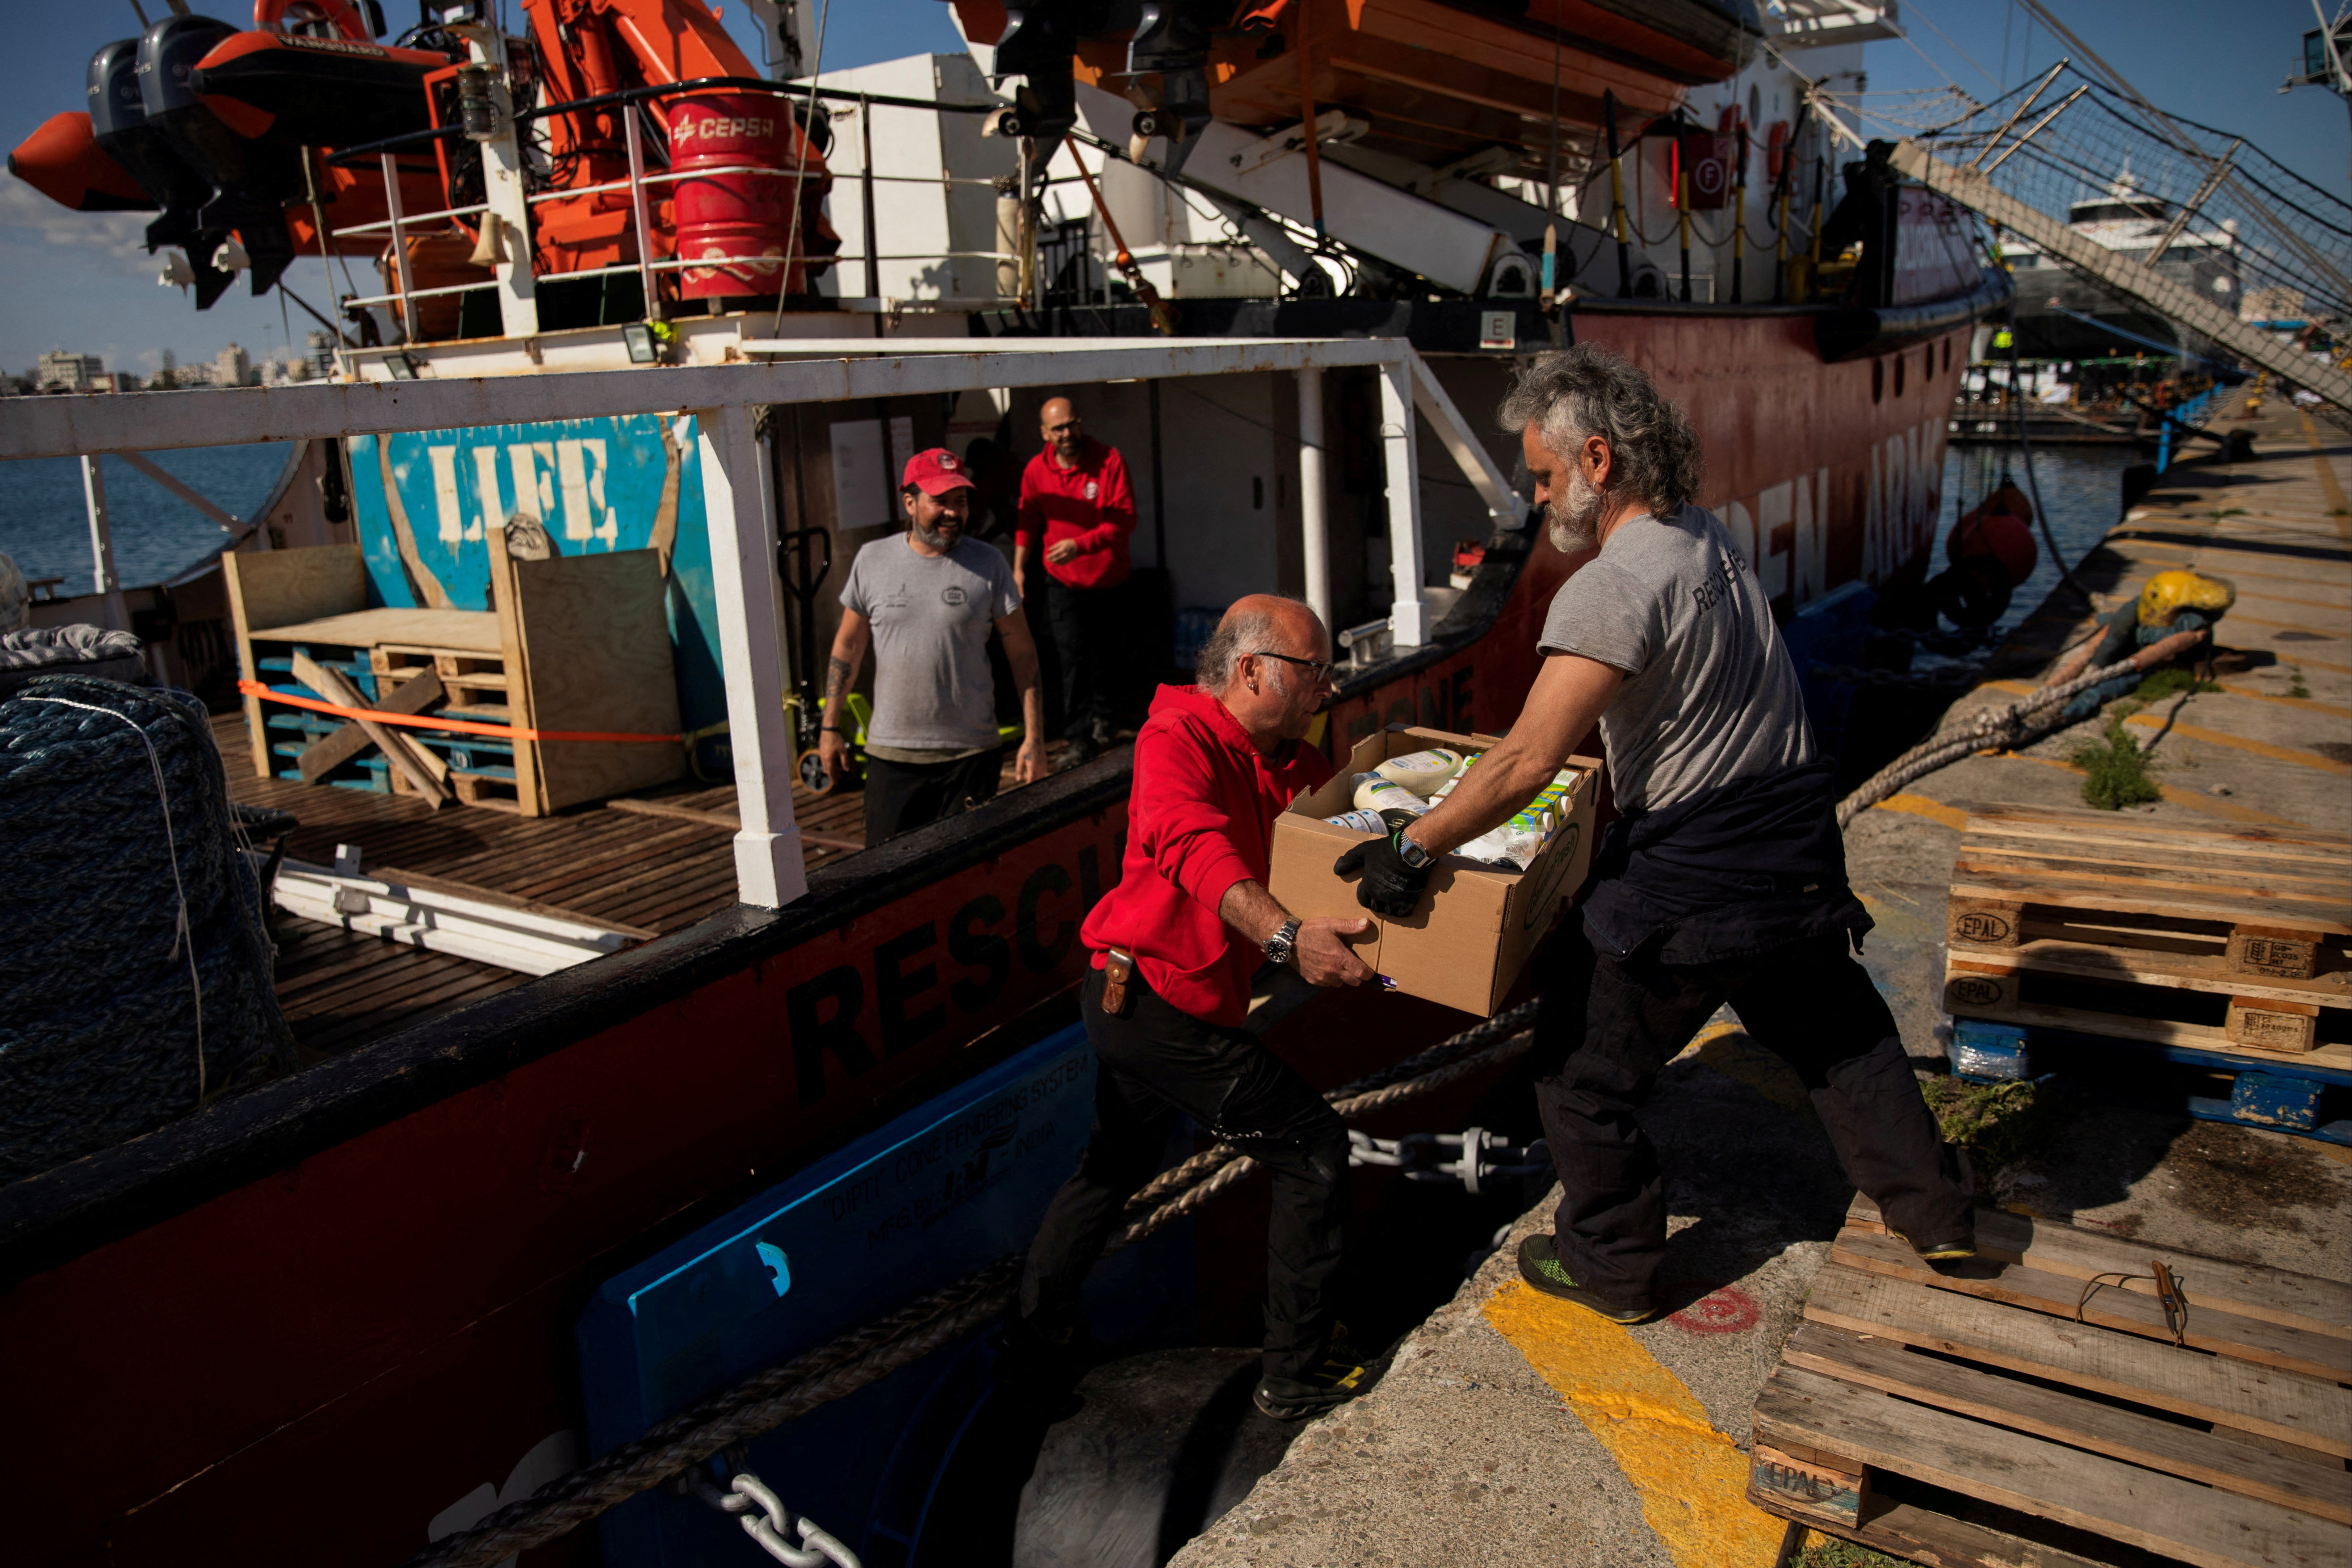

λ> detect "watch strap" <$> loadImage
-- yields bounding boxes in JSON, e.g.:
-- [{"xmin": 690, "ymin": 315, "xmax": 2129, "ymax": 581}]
[{"xmin": 1265, "ymin": 917, "xmax": 1301, "ymax": 962}]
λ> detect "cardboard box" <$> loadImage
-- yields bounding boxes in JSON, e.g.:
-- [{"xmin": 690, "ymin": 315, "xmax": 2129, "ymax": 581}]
[{"xmin": 1269, "ymin": 725, "xmax": 1599, "ymax": 1016}]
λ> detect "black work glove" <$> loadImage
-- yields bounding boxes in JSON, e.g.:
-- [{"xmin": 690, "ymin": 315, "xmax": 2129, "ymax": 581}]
[{"xmin": 1333, "ymin": 830, "xmax": 1431, "ymax": 917}]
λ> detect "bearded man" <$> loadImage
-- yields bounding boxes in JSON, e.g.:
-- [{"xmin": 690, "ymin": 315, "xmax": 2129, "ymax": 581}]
[
  {"xmin": 822, "ymin": 448, "xmax": 1047, "ymax": 843},
  {"xmin": 1335, "ymin": 345, "xmax": 1976, "ymax": 1324}
]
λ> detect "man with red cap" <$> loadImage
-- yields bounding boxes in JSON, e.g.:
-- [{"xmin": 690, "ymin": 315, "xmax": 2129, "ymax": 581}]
[{"xmin": 821, "ymin": 448, "xmax": 1047, "ymax": 843}]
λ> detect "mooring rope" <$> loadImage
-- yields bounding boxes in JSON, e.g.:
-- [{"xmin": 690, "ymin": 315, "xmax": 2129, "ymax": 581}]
[
  {"xmin": 405, "ymin": 1001, "xmax": 1544, "ymax": 1568},
  {"xmin": 1833, "ymin": 628, "xmax": 2209, "ymax": 829}
]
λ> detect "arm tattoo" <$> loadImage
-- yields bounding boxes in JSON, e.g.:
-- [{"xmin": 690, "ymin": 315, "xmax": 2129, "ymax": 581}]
[{"xmin": 824, "ymin": 655, "xmax": 852, "ymax": 708}]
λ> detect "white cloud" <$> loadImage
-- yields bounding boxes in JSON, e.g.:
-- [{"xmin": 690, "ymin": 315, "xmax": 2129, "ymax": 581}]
[{"xmin": 0, "ymin": 172, "xmax": 154, "ymax": 272}]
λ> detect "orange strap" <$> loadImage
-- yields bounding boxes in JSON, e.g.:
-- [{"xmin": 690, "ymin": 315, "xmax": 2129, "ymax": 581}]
[{"xmin": 239, "ymin": 679, "xmax": 682, "ymax": 744}]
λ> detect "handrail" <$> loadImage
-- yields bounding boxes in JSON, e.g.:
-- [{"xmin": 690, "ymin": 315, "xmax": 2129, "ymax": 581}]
[{"xmin": 324, "ymin": 73, "xmax": 1000, "ymax": 168}]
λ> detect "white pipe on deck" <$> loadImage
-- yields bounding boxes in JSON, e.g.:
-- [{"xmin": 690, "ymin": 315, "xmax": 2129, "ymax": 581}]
[
  {"xmin": 1378, "ymin": 362, "xmax": 1427, "ymax": 647},
  {"xmin": 1297, "ymin": 368, "xmax": 1331, "ymax": 636},
  {"xmin": 694, "ymin": 403, "xmax": 806, "ymax": 909},
  {"xmin": 79, "ymin": 456, "xmax": 129, "ymax": 632}
]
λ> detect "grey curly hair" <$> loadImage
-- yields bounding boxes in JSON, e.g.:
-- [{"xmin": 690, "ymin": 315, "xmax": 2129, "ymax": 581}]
[{"xmin": 1497, "ymin": 344, "xmax": 1703, "ymax": 515}]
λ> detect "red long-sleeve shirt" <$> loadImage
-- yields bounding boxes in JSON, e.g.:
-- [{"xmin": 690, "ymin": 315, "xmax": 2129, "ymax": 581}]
[
  {"xmin": 1015, "ymin": 436, "xmax": 1136, "ymax": 590},
  {"xmin": 1079, "ymin": 685, "xmax": 1332, "ymax": 1025}
]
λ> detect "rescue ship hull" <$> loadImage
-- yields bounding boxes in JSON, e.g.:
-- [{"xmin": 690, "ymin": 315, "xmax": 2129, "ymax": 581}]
[{"xmin": 1, "ymin": 311, "xmax": 1971, "ymax": 1565}]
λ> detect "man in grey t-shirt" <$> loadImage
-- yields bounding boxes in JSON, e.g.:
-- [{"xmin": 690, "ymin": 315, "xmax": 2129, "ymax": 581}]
[
  {"xmin": 1336, "ymin": 346, "xmax": 1973, "ymax": 1324},
  {"xmin": 1537, "ymin": 500, "xmax": 1812, "ymax": 816},
  {"xmin": 821, "ymin": 448, "xmax": 1047, "ymax": 843}
]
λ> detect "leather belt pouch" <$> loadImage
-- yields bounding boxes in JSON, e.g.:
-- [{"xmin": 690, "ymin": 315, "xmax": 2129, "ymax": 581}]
[{"xmin": 1101, "ymin": 948, "xmax": 1138, "ymax": 1018}]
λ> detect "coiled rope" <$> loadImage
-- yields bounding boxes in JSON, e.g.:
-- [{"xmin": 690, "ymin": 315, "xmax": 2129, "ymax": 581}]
[
  {"xmin": 0, "ymin": 676, "xmax": 292, "ymax": 1183},
  {"xmin": 1833, "ymin": 627, "xmax": 2209, "ymax": 829},
  {"xmin": 406, "ymin": 1000, "xmax": 1543, "ymax": 1568}
]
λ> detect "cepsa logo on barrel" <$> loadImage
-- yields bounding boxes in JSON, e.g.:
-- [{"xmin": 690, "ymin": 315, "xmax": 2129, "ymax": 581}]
[{"xmin": 672, "ymin": 115, "xmax": 778, "ymax": 144}]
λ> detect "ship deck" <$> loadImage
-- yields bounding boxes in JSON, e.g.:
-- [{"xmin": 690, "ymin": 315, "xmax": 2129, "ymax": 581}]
[
  {"xmin": 1168, "ymin": 392, "xmax": 2352, "ymax": 1568},
  {"xmin": 218, "ymin": 713, "xmax": 1081, "ymax": 1055}
]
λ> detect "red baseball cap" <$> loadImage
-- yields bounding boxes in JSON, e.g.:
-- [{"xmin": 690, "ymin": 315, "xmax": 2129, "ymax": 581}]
[{"xmin": 902, "ymin": 447, "xmax": 976, "ymax": 495}]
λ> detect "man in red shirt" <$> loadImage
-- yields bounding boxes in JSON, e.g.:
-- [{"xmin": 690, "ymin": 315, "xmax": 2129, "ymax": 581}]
[
  {"xmin": 1015, "ymin": 396, "xmax": 1136, "ymax": 768},
  {"xmin": 1009, "ymin": 595, "xmax": 1376, "ymax": 1420}
]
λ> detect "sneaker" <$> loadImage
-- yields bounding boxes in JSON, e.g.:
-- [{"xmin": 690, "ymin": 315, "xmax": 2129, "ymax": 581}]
[
  {"xmin": 1515, "ymin": 1234, "xmax": 1655, "ymax": 1324},
  {"xmin": 1253, "ymin": 1339, "xmax": 1369, "ymax": 1421},
  {"xmin": 1059, "ymin": 730, "xmax": 1100, "ymax": 771},
  {"xmin": 1905, "ymin": 1234, "xmax": 1978, "ymax": 1270}
]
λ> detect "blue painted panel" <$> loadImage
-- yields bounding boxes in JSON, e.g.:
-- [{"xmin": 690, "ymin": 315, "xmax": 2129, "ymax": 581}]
[
  {"xmin": 576, "ymin": 1023, "xmax": 1196, "ymax": 1567},
  {"xmin": 346, "ymin": 415, "xmax": 730, "ymax": 749}
]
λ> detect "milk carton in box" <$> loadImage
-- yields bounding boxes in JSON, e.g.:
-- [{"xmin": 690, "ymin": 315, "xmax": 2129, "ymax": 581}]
[{"xmin": 1268, "ymin": 725, "xmax": 1598, "ymax": 1016}]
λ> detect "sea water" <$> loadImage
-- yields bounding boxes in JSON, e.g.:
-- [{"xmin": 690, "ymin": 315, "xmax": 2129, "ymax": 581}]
[
  {"xmin": 0, "ymin": 444, "xmax": 296, "ymax": 592},
  {"xmin": 1933, "ymin": 441, "xmax": 2137, "ymax": 646}
]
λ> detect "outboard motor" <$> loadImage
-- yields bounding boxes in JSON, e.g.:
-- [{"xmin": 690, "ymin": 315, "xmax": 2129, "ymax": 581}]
[
  {"xmin": 87, "ymin": 37, "xmax": 217, "ymax": 266},
  {"xmin": 137, "ymin": 13, "xmax": 298, "ymax": 299}
]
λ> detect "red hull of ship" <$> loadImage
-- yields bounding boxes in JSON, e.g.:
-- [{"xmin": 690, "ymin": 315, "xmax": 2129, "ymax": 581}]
[{"xmin": 3, "ymin": 315, "xmax": 1966, "ymax": 1565}]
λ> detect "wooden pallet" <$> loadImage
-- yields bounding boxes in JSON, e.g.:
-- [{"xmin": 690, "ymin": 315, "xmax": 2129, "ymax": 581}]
[
  {"xmin": 1946, "ymin": 805, "xmax": 2351, "ymax": 1059},
  {"xmin": 1749, "ymin": 1196, "xmax": 2352, "ymax": 1568}
]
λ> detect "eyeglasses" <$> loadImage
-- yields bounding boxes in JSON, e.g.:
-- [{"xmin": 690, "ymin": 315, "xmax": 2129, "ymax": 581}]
[{"xmin": 1252, "ymin": 650, "xmax": 1332, "ymax": 682}]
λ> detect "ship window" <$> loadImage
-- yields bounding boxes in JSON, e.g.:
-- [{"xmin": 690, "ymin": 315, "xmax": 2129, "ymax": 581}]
[
  {"xmin": 1942, "ymin": 338, "xmax": 1951, "ymax": 373},
  {"xmin": 1894, "ymin": 355, "xmax": 1906, "ymax": 397},
  {"xmin": 1872, "ymin": 359, "xmax": 1884, "ymax": 403}
]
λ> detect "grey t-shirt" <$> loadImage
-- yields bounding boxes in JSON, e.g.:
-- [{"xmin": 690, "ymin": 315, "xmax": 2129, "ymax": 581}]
[
  {"xmin": 1538, "ymin": 503, "xmax": 1814, "ymax": 814},
  {"xmin": 841, "ymin": 534, "xmax": 1023, "ymax": 754}
]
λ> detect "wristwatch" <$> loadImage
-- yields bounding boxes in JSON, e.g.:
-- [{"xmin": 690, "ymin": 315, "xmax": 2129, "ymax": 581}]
[
  {"xmin": 1263, "ymin": 917, "xmax": 1302, "ymax": 968},
  {"xmin": 1395, "ymin": 831, "xmax": 1435, "ymax": 870}
]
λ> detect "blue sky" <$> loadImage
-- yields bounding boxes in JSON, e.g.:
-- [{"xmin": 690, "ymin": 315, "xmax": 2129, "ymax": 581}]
[{"xmin": 1, "ymin": 0, "xmax": 2340, "ymax": 376}]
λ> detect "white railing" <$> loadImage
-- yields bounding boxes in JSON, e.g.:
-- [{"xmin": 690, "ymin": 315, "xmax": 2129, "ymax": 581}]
[{"xmin": 332, "ymin": 84, "xmax": 1019, "ymax": 341}]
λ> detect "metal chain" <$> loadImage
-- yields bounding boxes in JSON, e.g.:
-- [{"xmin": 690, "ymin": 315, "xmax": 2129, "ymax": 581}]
[
  {"xmin": 681, "ymin": 1458, "xmax": 863, "ymax": 1568},
  {"xmin": 404, "ymin": 1005, "xmax": 1545, "ymax": 1568},
  {"xmin": 1347, "ymin": 1127, "xmax": 1550, "ymax": 1195}
]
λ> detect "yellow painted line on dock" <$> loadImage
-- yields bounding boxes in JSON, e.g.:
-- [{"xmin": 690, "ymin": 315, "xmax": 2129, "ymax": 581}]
[
  {"xmin": 2228, "ymin": 589, "xmax": 2352, "ymax": 614},
  {"xmin": 2212, "ymin": 681, "xmax": 2352, "ymax": 716},
  {"xmin": 1986, "ymin": 754, "xmax": 2307, "ymax": 825},
  {"xmin": 1484, "ymin": 1282, "xmax": 1787, "ymax": 1567},
  {"xmin": 2297, "ymin": 411, "xmax": 2352, "ymax": 534},
  {"xmin": 2109, "ymin": 549, "xmax": 2352, "ymax": 588},
  {"xmin": 2121, "ymin": 713, "xmax": 2352, "ymax": 775},
  {"xmin": 1870, "ymin": 793, "xmax": 1970, "ymax": 830},
  {"xmin": 2225, "ymin": 613, "xmax": 2348, "ymax": 635},
  {"xmin": 2274, "ymin": 652, "xmax": 2352, "ymax": 675}
]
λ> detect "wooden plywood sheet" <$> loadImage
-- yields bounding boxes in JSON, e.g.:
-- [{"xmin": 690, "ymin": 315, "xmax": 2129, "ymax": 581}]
[
  {"xmin": 226, "ymin": 543, "xmax": 368, "ymax": 633},
  {"xmin": 256, "ymin": 607, "xmax": 504, "ymax": 654},
  {"xmin": 508, "ymin": 549, "xmax": 683, "ymax": 812}
]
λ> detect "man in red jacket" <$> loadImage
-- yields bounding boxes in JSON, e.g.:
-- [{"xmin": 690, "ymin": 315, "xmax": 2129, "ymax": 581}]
[
  {"xmin": 1015, "ymin": 396, "xmax": 1136, "ymax": 768},
  {"xmin": 1009, "ymin": 595, "xmax": 1376, "ymax": 1420}
]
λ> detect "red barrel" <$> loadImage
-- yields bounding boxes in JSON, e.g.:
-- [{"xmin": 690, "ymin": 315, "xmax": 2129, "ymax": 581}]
[{"xmin": 668, "ymin": 93, "xmax": 796, "ymax": 302}]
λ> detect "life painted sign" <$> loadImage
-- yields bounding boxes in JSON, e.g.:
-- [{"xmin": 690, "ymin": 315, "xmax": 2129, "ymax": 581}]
[{"xmin": 346, "ymin": 415, "xmax": 729, "ymax": 738}]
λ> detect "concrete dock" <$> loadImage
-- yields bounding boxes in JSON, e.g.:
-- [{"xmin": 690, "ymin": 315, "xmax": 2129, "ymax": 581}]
[{"xmin": 1173, "ymin": 393, "xmax": 2352, "ymax": 1568}]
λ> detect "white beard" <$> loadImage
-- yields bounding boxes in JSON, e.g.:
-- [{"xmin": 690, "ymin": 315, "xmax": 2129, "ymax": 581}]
[{"xmin": 1545, "ymin": 467, "xmax": 1605, "ymax": 554}]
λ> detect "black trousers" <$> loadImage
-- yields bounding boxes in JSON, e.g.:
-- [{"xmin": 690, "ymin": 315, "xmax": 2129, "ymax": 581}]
[
  {"xmin": 1044, "ymin": 576, "xmax": 1124, "ymax": 737},
  {"xmin": 862, "ymin": 750, "xmax": 1001, "ymax": 845},
  {"xmin": 1533, "ymin": 929, "xmax": 1972, "ymax": 1308},
  {"xmin": 1019, "ymin": 966, "xmax": 1351, "ymax": 1380}
]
